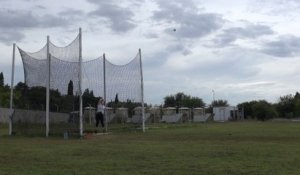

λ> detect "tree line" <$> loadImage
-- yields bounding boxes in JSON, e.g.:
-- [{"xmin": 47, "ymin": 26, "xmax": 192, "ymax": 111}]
[
  {"xmin": 0, "ymin": 73, "xmax": 143, "ymax": 113},
  {"xmin": 163, "ymin": 92, "xmax": 300, "ymax": 121},
  {"xmin": 1, "ymin": 71, "xmax": 300, "ymax": 120}
]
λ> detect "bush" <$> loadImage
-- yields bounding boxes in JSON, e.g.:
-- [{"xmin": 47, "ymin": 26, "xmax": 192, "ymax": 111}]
[{"xmin": 252, "ymin": 101, "xmax": 278, "ymax": 121}]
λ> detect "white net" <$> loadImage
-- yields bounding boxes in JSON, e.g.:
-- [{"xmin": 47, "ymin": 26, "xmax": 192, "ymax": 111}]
[
  {"xmin": 49, "ymin": 35, "xmax": 80, "ymax": 62},
  {"xmin": 81, "ymin": 54, "xmax": 142, "ymax": 103},
  {"xmin": 19, "ymin": 49, "xmax": 47, "ymax": 87},
  {"xmin": 50, "ymin": 56, "xmax": 80, "ymax": 95},
  {"xmin": 105, "ymin": 53, "xmax": 142, "ymax": 103},
  {"xmin": 82, "ymin": 57, "xmax": 104, "ymax": 97},
  {"xmin": 15, "ymin": 31, "xmax": 144, "ymax": 136},
  {"xmin": 24, "ymin": 44, "xmax": 47, "ymax": 60},
  {"xmin": 15, "ymin": 34, "xmax": 81, "ymax": 136}
]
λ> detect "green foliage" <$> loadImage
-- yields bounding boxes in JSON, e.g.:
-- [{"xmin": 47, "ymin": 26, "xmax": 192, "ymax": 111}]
[
  {"xmin": 276, "ymin": 94, "xmax": 294, "ymax": 118},
  {"xmin": 114, "ymin": 93, "xmax": 119, "ymax": 103},
  {"xmin": 294, "ymin": 99, "xmax": 300, "ymax": 117},
  {"xmin": 82, "ymin": 89, "xmax": 98, "ymax": 108},
  {"xmin": 0, "ymin": 72, "xmax": 8, "ymax": 107},
  {"xmin": 237, "ymin": 100, "xmax": 259, "ymax": 119},
  {"xmin": 164, "ymin": 95, "xmax": 176, "ymax": 107},
  {"xmin": 0, "ymin": 84, "xmax": 10, "ymax": 107},
  {"xmin": 252, "ymin": 100, "xmax": 278, "ymax": 121},
  {"xmin": 0, "ymin": 72, "xmax": 3, "ymax": 87},
  {"xmin": 164, "ymin": 92, "xmax": 205, "ymax": 108},
  {"xmin": 67, "ymin": 80, "xmax": 73, "ymax": 96},
  {"xmin": 211, "ymin": 99, "xmax": 229, "ymax": 107},
  {"xmin": 238, "ymin": 93, "xmax": 300, "ymax": 119},
  {"xmin": 274, "ymin": 92, "xmax": 300, "ymax": 118}
]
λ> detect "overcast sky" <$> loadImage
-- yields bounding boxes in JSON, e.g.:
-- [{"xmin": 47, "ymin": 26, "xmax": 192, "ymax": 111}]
[{"xmin": 1, "ymin": 0, "xmax": 300, "ymax": 106}]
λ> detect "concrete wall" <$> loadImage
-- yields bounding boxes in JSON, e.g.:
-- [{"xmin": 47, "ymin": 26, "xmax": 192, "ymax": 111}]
[
  {"xmin": 0, "ymin": 108, "xmax": 10, "ymax": 123},
  {"xmin": 149, "ymin": 107, "xmax": 161, "ymax": 123},
  {"xmin": 0, "ymin": 107, "xmax": 69, "ymax": 124}
]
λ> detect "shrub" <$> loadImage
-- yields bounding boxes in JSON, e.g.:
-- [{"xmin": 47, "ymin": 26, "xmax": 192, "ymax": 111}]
[{"xmin": 252, "ymin": 101, "xmax": 278, "ymax": 121}]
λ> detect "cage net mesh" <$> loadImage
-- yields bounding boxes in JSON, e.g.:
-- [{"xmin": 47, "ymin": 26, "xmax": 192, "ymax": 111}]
[
  {"xmin": 82, "ymin": 57, "xmax": 104, "ymax": 97},
  {"xmin": 105, "ymin": 54, "xmax": 142, "ymax": 103},
  {"xmin": 15, "ymin": 33, "xmax": 144, "ymax": 136},
  {"xmin": 15, "ymin": 35, "xmax": 81, "ymax": 136}
]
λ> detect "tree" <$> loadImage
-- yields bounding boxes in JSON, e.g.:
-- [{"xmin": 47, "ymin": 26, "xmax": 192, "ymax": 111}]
[
  {"xmin": 164, "ymin": 92, "xmax": 205, "ymax": 108},
  {"xmin": 0, "ymin": 72, "xmax": 4, "ymax": 87},
  {"xmin": 276, "ymin": 94, "xmax": 294, "ymax": 118},
  {"xmin": 252, "ymin": 100, "xmax": 278, "ymax": 121},
  {"xmin": 164, "ymin": 95, "xmax": 176, "ymax": 107},
  {"xmin": 50, "ymin": 89, "xmax": 62, "ymax": 111},
  {"xmin": 237, "ymin": 101, "xmax": 258, "ymax": 119},
  {"xmin": 67, "ymin": 80, "xmax": 73, "ymax": 96},
  {"xmin": 115, "ymin": 93, "xmax": 119, "ymax": 104},
  {"xmin": 294, "ymin": 99, "xmax": 300, "ymax": 117},
  {"xmin": 14, "ymin": 82, "xmax": 29, "ymax": 109},
  {"xmin": 0, "ymin": 81, "xmax": 10, "ymax": 107},
  {"xmin": 82, "ymin": 89, "xmax": 97, "ymax": 107},
  {"xmin": 295, "ymin": 92, "xmax": 300, "ymax": 99},
  {"xmin": 211, "ymin": 99, "xmax": 229, "ymax": 107}
]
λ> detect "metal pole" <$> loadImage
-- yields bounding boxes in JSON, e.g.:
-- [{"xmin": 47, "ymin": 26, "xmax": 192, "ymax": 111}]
[
  {"xmin": 79, "ymin": 28, "xmax": 83, "ymax": 137},
  {"xmin": 103, "ymin": 53, "xmax": 107, "ymax": 132},
  {"xmin": 9, "ymin": 43, "xmax": 16, "ymax": 136},
  {"xmin": 46, "ymin": 36, "xmax": 50, "ymax": 137},
  {"xmin": 139, "ymin": 48, "xmax": 145, "ymax": 132},
  {"xmin": 89, "ymin": 104, "xmax": 92, "ymax": 125}
]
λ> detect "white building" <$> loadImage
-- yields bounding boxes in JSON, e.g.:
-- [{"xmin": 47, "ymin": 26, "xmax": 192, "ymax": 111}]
[{"xmin": 213, "ymin": 106, "xmax": 241, "ymax": 122}]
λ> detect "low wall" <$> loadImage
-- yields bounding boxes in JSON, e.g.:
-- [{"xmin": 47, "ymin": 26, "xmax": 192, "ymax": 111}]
[
  {"xmin": 0, "ymin": 107, "xmax": 69, "ymax": 124},
  {"xmin": 0, "ymin": 108, "xmax": 10, "ymax": 123}
]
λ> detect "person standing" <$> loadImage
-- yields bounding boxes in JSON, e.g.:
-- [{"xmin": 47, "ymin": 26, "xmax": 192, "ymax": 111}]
[{"xmin": 96, "ymin": 98, "xmax": 105, "ymax": 129}]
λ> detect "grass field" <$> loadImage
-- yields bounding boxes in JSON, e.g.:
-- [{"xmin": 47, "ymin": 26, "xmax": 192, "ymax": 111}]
[{"xmin": 0, "ymin": 121, "xmax": 300, "ymax": 175}]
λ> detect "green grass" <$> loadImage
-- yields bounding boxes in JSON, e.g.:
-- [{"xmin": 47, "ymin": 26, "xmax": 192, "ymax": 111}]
[{"xmin": 1, "ymin": 121, "xmax": 300, "ymax": 175}]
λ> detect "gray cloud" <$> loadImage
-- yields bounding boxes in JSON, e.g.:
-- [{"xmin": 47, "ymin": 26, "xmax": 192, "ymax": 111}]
[
  {"xmin": 0, "ymin": 29, "xmax": 24, "ymax": 45},
  {"xmin": 58, "ymin": 9, "xmax": 85, "ymax": 24},
  {"xmin": 261, "ymin": 35, "xmax": 300, "ymax": 57},
  {"xmin": 166, "ymin": 43, "xmax": 192, "ymax": 56},
  {"xmin": 178, "ymin": 48, "xmax": 265, "ymax": 81},
  {"xmin": 34, "ymin": 5, "xmax": 46, "ymax": 10},
  {"xmin": 152, "ymin": 0, "xmax": 224, "ymax": 39},
  {"xmin": 0, "ymin": 9, "xmax": 70, "ymax": 44},
  {"xmin": 0, "ymin": 9, "xmax": 68, "ymax": 28},
  {"xmin": 87, "ymin": 0, "xmax": 136, "ymax": 33},
  {"xmin": 59, "ymin": 9, "xmax": 84, "ymax": 17},
  {"xmin": 0, "ymin": 10, "xmax": 39, "ymax": 28},
  {"xmin": 190, "ymin": 54, "xmax": 261, "ymax": 79},
  {"xmin": 213, "ymin": 24, "xmax": 274, "ymax": 47},
  {"xmin": 249, "ymin": 0, "xmax": 300, "ymax": 15}
]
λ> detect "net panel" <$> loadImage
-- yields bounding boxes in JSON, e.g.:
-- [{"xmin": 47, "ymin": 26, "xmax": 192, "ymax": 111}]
[
  {"xmin": 50, "ymin": 56, "xmax": 80, "ymax": 95},
  {"xmin": 82, "ymin": 57, "xmax": 104, "ymax": 97},
  {"xmin": 19, "ymin": 48, "xmax": 47, "ymax": 87},
  {"xmin": 49, "ymin": 35, "xmax": 80, "ymax": 62},
  {"xmin": 105, "ymin": 53, "xmax": 142, "ymax": 103},
  {"xmin": 16, "ymin": 34, "xmax": 81, "ymax": 136},
  {"xmin": 25, "ymin": 44, "xmax": 48, "ymax": 60},
  {"xmin": 18, "ymin": 34, "xmax": 80, "ymax": 91}
]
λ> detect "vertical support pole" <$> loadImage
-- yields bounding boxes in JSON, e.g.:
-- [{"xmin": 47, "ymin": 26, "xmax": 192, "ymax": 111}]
[
  {"xmin": 89, "ymin": 104, "xmax": 92, "ymax": 125},
  {"xmin": 139, "ymin": 48, "xmax": 145, "ymax": 132},
  {"xmin": 79, "ymin": 28, "xmax": 83, "ymax": 137},
  {"xmin": 103, "ymin": 53, "xmax": 107, "ymax": 132},
  {"xmin": 46, "ymin": 36, "xmax": 50, "ymax": 137},
  {"xmin": 9, "ymin": 43, "xmax": 16, "ymax": 136}
]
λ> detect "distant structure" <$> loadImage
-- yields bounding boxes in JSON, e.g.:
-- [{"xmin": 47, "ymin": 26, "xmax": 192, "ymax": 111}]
[{"xmin": 213, "ymin": 106, "xmax": 244, "ymax": 122}]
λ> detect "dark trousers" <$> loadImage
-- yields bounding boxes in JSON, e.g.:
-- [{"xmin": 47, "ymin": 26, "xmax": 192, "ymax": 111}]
[{"xmin": 96, "ymin": 112, "xmax": 104, "ymax": 128}]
